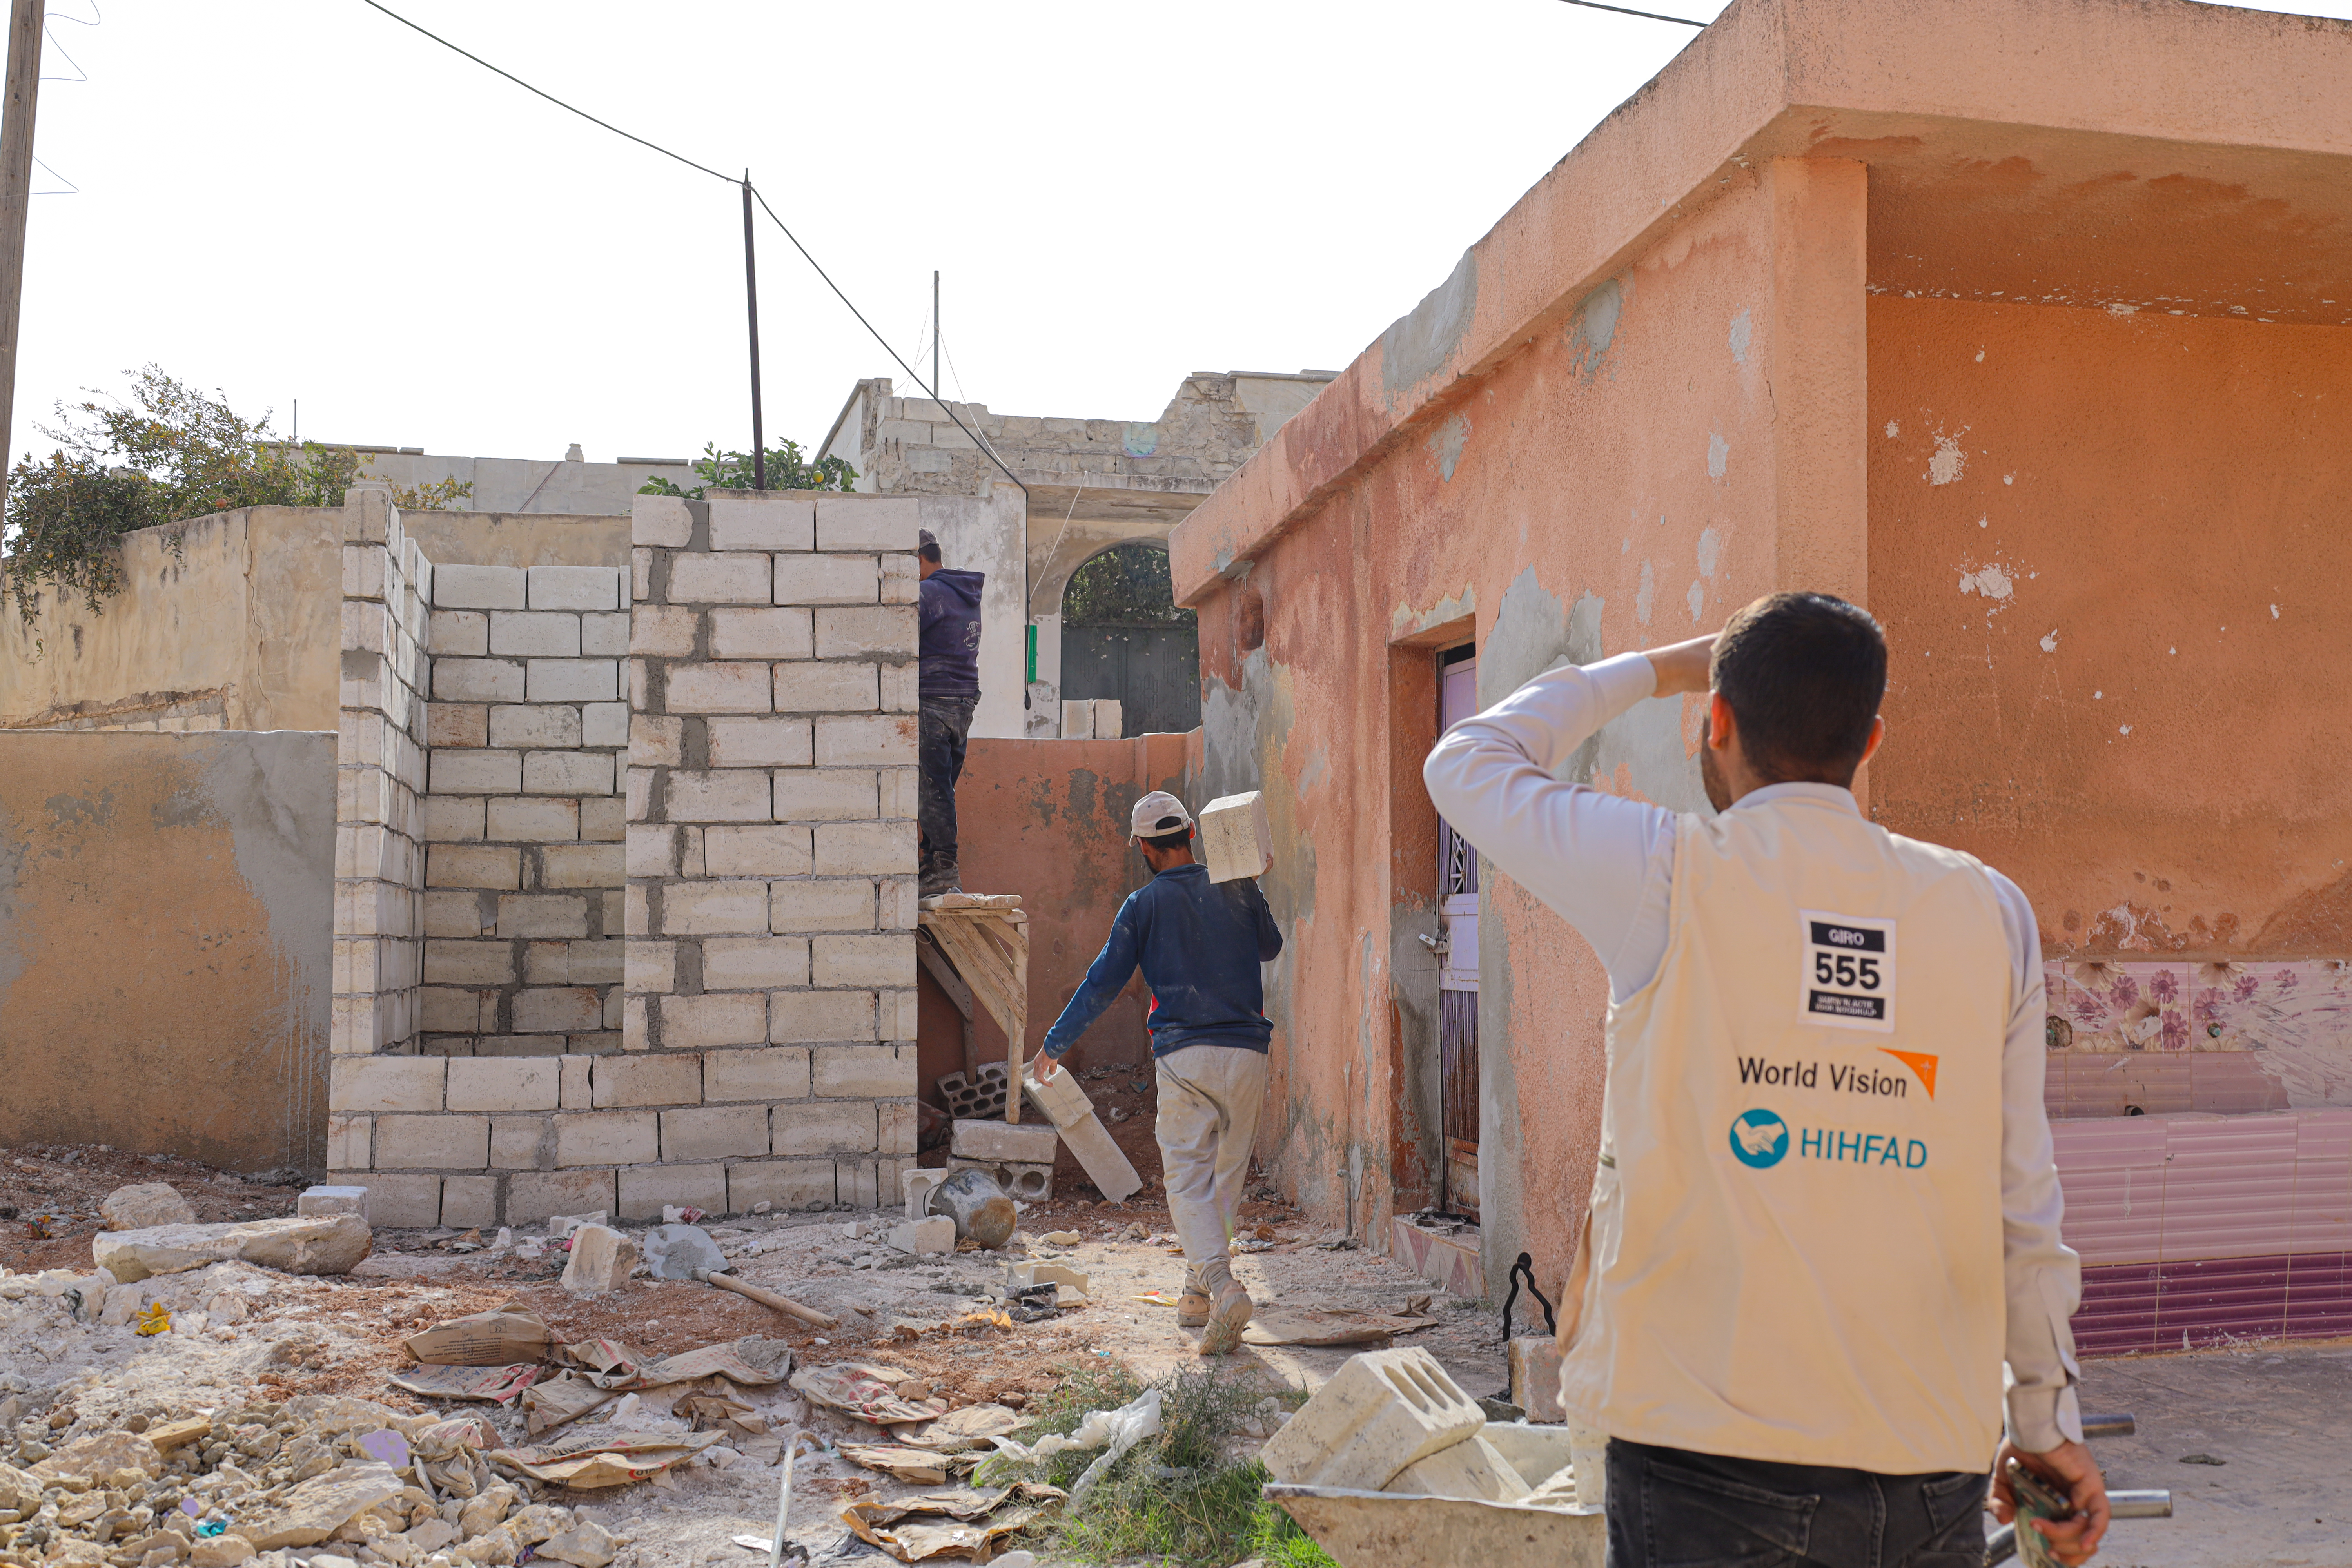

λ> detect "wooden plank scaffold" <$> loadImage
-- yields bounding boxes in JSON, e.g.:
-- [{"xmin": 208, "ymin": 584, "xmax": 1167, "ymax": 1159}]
[{"xmin": 915, "ymin": 895, "xmax": 1031, "ymax": 1122}]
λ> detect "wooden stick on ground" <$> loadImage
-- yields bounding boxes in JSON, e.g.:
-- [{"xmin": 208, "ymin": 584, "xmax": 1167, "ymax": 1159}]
[{"xmin": 693, "ymin": 1268, "xmax": 838, "ymax": 1329}]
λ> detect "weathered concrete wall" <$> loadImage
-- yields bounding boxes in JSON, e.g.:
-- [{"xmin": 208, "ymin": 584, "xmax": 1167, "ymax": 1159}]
[
  {"xmin": 0, "ymin": 507, "xmax": 340, "ymax": 733},
  {"xmin": 0, "ymin": 730, "xmax": 334, "ymax": 1171},
  {"xmin": 949, "ymin": 732, "xmax": 1198, "ymax": 1075},
  {"xmin": 1869, "ymin": 298, "xmax": 2352, "ymax": 955}
]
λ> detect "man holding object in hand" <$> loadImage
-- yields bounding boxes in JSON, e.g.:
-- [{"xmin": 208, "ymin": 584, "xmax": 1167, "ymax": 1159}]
[{"xmin": 1424, "ymin": 592, "xmax": 2107, "ymax": 1567}]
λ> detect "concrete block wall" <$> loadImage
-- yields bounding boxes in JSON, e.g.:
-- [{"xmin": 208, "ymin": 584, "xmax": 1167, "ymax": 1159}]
[
  {"xmin": 330, "ymin": 487, "xmax": 431, "ymax": 1066},
  {"xmin": 416, "ymin": 561, "xmax": 629, "ymax": 1057},
  {"xmin": 620, "ymin": 489, "xmax": 922, "ymax": 1216}
]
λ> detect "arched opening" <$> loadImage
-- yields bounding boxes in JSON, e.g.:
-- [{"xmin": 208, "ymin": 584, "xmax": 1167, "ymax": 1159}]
[{"xmin": 1058, "ymin": 543, "xmax": 1201, "ymax": 735}]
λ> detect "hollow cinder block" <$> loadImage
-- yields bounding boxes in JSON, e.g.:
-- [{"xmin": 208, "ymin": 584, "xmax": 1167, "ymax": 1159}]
[
  {"xmin": 903, "ymin": 1165, "xmax": 949, "ymax": 1220},
  {"xmin": 949, "ymin": 1117, "xmax": 1061, "ymax": 1165},
  {"xmin": 1384, "ymin": 1433, "xmax": 1530, "ymax": 1502},
  {"xmin": 1258, "ymin": 1347, "xmax": 1487, "ymax": 1492}
]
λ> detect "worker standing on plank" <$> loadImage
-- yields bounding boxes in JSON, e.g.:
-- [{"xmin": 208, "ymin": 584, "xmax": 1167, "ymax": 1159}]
[
  {"xmin": 917, "ymin": 527, "xmax": 985, "ymax": 903},
  {"xmin": 1033, "ymin": 790, "xmax": 1283, "ymax": 1355},
  {"xmin": 1423, "ymin": 593, "xmax": 2107, "ymax": 1568}
]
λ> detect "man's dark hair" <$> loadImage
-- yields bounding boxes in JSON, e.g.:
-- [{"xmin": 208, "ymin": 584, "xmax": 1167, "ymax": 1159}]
[
  {"xmin": 1710, "ymin": 592, "xmax": 1886, "ymax": 784},
  {"xmin": 918, "ymin": 528, "xmax": 942, "ymax": 565},
  {"xmin": 1141, "ymin": 828, "xmax": 1192, "ymax": 852}
]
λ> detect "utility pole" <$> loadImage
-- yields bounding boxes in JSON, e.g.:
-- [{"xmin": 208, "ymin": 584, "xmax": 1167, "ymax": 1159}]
[
  {"xmin": 932, "ymin": 269, "xmax": 940, "ymax": 401},
  {"xmin": 0, "ymin": 0, "xmax": 45, "ymax": 544},
  {"xmin": 741, "ymin": 171, "xmax": 765, "ymax": 490}
]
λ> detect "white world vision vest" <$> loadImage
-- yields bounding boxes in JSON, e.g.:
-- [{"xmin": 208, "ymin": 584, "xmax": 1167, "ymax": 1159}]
[{"xmin": 1557, "ymin": 792, "xmax": 2012, "ymax": 1474}]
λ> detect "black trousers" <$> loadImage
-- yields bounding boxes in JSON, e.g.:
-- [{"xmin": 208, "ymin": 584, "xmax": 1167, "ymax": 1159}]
[
  {"xmin": 1605, "ymin": 1438, "xmax": 1987, "ymax": 1568},
  {"xmin": 918, "ymin": 694, "xmax": 976, "ymax": 888}
]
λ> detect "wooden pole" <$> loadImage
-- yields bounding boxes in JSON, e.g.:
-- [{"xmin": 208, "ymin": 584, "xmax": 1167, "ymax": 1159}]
[{"xmin": 0, "ymin": 0, "xmax": 45, "ymax": 549}]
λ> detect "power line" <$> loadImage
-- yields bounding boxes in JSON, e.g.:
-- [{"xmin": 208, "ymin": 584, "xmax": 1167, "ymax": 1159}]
[{"xmin": 1555, "ymin": 0, "xmax": 1708, "ymax": 24}]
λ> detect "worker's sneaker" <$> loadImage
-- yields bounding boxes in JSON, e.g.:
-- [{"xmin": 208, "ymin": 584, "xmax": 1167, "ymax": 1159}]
[
  {"xmin": 1175, "ymin": 1290, "xmax": 1212, "ymax": 1327},
  {"xmin": 1199, "ymin": 1283, "xmax": 1253, "ymax": 1355}
]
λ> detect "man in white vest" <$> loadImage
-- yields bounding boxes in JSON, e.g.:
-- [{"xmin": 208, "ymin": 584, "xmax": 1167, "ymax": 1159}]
[{"xmin": 1423, "ymin": 593, "xmax": 2109, "ymax": 1567}]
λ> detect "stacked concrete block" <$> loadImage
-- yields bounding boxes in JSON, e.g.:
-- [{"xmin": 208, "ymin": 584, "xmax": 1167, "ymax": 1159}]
[
  {"xmin": 419, "ymin": 562, "xmax": 629, "ymax": 1058},
  {"xmin": 331, "ymin": 486, "xmax": 432, "ymax": 1065},
  {"xmin": 1259, "ymin": 1347, "xmax": 1488, "ymax": 1491},
  {"xmin": 621, "ymin": 489, "xmax": 923, "ymax": 1214}
]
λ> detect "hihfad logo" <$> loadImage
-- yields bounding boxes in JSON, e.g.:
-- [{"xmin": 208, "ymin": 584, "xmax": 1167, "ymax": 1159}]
[{"xmin": 1729, "ymin": 1108, "xmax": 1790, "ymax": 1169}]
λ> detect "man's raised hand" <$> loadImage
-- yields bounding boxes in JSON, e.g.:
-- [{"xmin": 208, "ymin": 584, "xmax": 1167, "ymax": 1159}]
[{"xmin": 1643, "ymin": 633, "xmax": 1718, "ymax": 698}]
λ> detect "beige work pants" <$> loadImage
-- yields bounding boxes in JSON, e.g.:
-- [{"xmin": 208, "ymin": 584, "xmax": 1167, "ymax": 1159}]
[{"xmin": 1154, "ymin": 1043, "xmax": 1269, "ymax": 1297}]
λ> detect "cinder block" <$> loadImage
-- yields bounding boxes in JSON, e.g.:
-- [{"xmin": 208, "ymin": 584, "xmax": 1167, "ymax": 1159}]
[
  {"xmin": 522, "ymin": 938, "xmax": 571, "ymax": 985},
  {"xmin": 629, "ymin": 604, "xmax": 699, "ymax": 658},
  {"xmin": 424, "ymin": 938, "xmax": 515, "ymax": 987},
  {"xmin": 1480, "ymin": 1423, "xmax": 1579, "ymax": 1494},
  {"xmin": 418, "ymin": 986, "xmax": 491, "ymax": 1033},
  {"xmin": 1060, "ymin": 700, "xmax": 1095, "ymax": 740},
  {"xmin": 618, "ymin": 1162, "xmax": 728, "ymax": 1221},
  {"xmin": 583, "ymin": 700, "xmax": 629, "ymax": 747},
  {"xmin": 330, "ymin": 1055, "xmax": 447, "ymax": 1113},
  {"xmin": 816, "ymin": 495, "xmax": 920, "ymax": 550},
  {"xmin": 592, "ymin": 1052, "xmax": 703, "ymax": 1107},
  {"xmin": 513, "ymin": 986, "xmax": 605, "ymax": 1032},
  {"xmin": 813, "ymin": 605, "xmax": 918, "ymax": 661},
  {"xmin": 447, "ymin": 1056, "xmax": 561, "ymax": 1112},
  {"xmin": 950, "ymin": 1118, "xmax": 1059, "ymax": 1165},
  {"xmin": 705, "ymin": 717, "xmax": 813, "ymax": 769},
  {"xmin": 879, "ymin": 1098, "xmax": 918, "ymax": 1155},
  {"xmin": 1057, "ymin": 1110, "xmax": 1144, "ymax": 1203},
  {"xmin": 491, "ymin": 1116, "xmax": 550, "ymax": 1169},
  {"xmin": 663, "ymin": 770, "xmax": 772, "ymax": 824},
  {"xmin": 1092, "ymin": 699, "xmax": 1123, "ymax": 740},
  {"xmin": 554, "ymin": 1110, "xmax": 660, "ymax": 1167},
  {"xmin": 837, "ymin": 1157, "xmax": 882, "ymax": 1209},
  {"xmin": 702, "ymin": 936, "xmax": 811, "ymax": 990},
  {"xmin": 1507, "ymin": 1336, "xmax": 1567, "ymax": 1424},
  {"xmin": 431, "ymin": 750, "xmax": 523, "ymax": 794},
  {"xmin": 486, "ymin": 797, "xmax": 579, "ymax": 843},
  {"xmin": 708, "ymin": 494, "xmax": 816, "ymax": 552},
  {"xmin": 661, "ymin": 1104, "xmax": 771, "ymax": 1161},
  {"xmin": 530, "ymin": 564, "xmax": 624, "ymax": 612},
  {"xmin": 704, "ymin": 824, "xmax": 813, "ymax": 877},
  {"xmin": 489, "ymin": 703, "xmax": 584, "ymax": 749},
  {"xmin": 524, "ymin": 750, "xmax": 616, "ymax": 796},
  {"xmin": 904, "ymin": 1167, "xmax": 949, "ymax": 1220},
  {"xmin": 774, "ymin": 1101, "xmax": 878, "ymax": 1156},
  {"xmin": 1021, "ymin": 1065, "xmax": 1095, "ymax": 1130},
  {"xmin": 814, "ymin": 821, "xmax": 917, "ymax": 875},
  {"xmin": 709, "ymin": 607, "xmax": 814, "ymax": 660},
  {"xmin": 880, "ymin": 553, "xmax": 918, "ymax": 604},
  {"xmin": 582, "ymin": 797, "xmax": 627, "ymax": 841},
  {"xmin": 812, "ymin": 933, "xmax": 914, "ymax": 987},
  {"xmin": 771, "ymin": 554, "xmax": 879, "ymax": 606},
  {"xmin": 659, "ymin": 991, "xmax": 768, "ymax": 1049},
  {"xmin": 498, "ymin": 893, "xmax": 590, "ymax": 939},
  {"xmin": 542, "ymin": 843, "xmax": 623, "ymax": 888},
  {"xmin": 1385, "ymin": 1434, "xmax": 1530, "ymax": 1503},
  {"xmin": 772, "ymin": 662, "xmax": 879, "ymax": 713},
  {"xmin": 888, "ymin": 1215, "xmax": 955, "ymax": 1254},
  {"xmin": 325, "ymin": 1114, "xmax": 371, "ymax": 1171},
  {"xmin": 666, "ymin": 662, "xmax": 775, "ymax": 714},
  {"xmin": 511, "ymin": 1168, "xmax": 618, "ymax": 1225},
  {"xmin": 703, "ymin": 1045, "xmax": 813, "ymax": 1102},
  {"xmin": 429, "ymin": 610, "xmax": 490, "ymax": 659},
  {"xmin": 582, "ymin": 610, "xmax": 630, "ymax": 657},
  {"xmin": 559, "ymin": 1053, "xmax": 595, "ymax": 1109},
  {"xmin": 667, "ymin": 553, "xmax": 772, "ymax": 605},
  {"xmin": 490, "ymin": 610, "xmax": 581, "ymax": 658},
  {"xmin": 813, "ymin": 1042, "xmax": 915, "ymax": 1097},
  {"xmin": 527, "ymin": 658, "xmax": 619, "ymax": 703},
  {"xmin": 426, "ymin": 702, "xmax": 490, "ymax": 751},
  {"xmin": 434, "ymin": 658, "xmax": 527, "ymax": 703},
  {"xmin": 772, "ymin": 771, "xmax": 879, "ymax": 822},
  {"xmin": 726, "ymin": 1159, "xmax": 835, "ymax": 1214},
  {"xmin": 771, "ymin": 991, "xmax": 878, "ymax": 1044},
  {"xmin": 768, "ymin": 879, "xmax": 875, "ymax": 933},
  {"xmin": 375, "ymin": 1114, "xmax": 491, "ymax": 1170},
  {"xmin": 570, "ymin": 937, "xmax": 624, "ymax": 984},
  {"xmin": 435, "ymin": 564, "xmax": 528, "ymax": 611},
  {"xmin": 441, "ymin": 1175, "xmax": 502, "ymax": 1230},
  {"xmin": 1259, "ymin": 1347, "xmax": 1488, "ymax": 1491},
  {"xmin": 428, "ymin": 844, "xmax": 521, "ymax": 889},
  {"xmin": 814, "ymin": 714, "xmax": 918, "ymax": 767},
  {"xmin": 661, "ymin": 880, "xmax": 772, "ymax": 936},
  {"xmin": 632, "ymin": 494, "xmax": 694, "ymax": 548},
  {"xmin": 1200, "ymin": 791, "xmax": 1272, "ymax": 884},
  {"xmin": 298, "ymin": 1185, "xmax": 370, "ymax": 1219},
  {"xmin": 626, "ymin": 825, "xmax": 681, "ymax": 878},
  {"xmin": 350, "ymin": 1173, "xmax": 442, "ymax": 1229},
  {"xmin": 423, "ymin": 795, "xmax": 486, "ymax": 846}
]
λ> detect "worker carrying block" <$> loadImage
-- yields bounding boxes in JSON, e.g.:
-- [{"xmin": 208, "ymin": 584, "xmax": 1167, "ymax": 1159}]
[
  {"xmin": 1423, "ymin": 593, "xmax": 2108, "ymax": 1568},
  {"xmin": 1033, "ymin": 789, "xmax": 1283, "ymax": 1355}
]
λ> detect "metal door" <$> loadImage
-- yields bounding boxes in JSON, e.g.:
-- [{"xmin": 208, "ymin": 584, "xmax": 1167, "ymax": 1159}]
[{"xmin": 1436, "ymin": 654, "xmax": 1480, "ymax": 1217}]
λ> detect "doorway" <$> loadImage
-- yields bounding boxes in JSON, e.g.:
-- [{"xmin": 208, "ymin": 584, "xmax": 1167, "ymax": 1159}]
[
  {"xmin": 1436, "ymin": 645, "xmax": 1480, "ymax": 1217},
  {"xmin": 1058, "ymin": 544, "xmax": 1203, "ymax": 736}
]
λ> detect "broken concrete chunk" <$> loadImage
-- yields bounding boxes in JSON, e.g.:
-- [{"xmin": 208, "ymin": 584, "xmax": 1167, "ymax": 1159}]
[
  {"xmin": 1056, "ymin": 1110, "xmax": 1144, "ymax": 1203},
  {"xmin": 534, "ymin": 1519, "xmax": 622, "ymax": 1568},
  {"xmin": 639, "ymin": 1223, "xmax": 727, "ymax": 1281},
  {"xmin": 31, "ymin": 1431, "xmax": 163, "ymax": 1483},
  {"xmin": 99, "ymin": 1182, "xmax": 195, "ymax": 1232},
  {"xmin": 0, "ymin": 1458, "xmax": 40, "ymax": 1511},
  {"xmin": 1507, "ymin": 1334, "xmax": 1566, "ymax": 1423},
  {"xmin": 92, "ymin": 1214, "xmax": 374, "ymax": 1283},
  {"xmin": 400, "ymin": 1518, "xmax": 461, "ymax": 1553},
  {"xmin": 545, "ymin": 1211, "xmax": 608, "ymax": 1240},
  {"xmin": 1259, "ymin": 1347, "xmax": 1486, "ymax": 1492},
  {"xmin": 236, "ymin": 1460, "xmax": 405, "ymax": 1550},
  {"xmin": 560, "ymin": 1225, "xmax": 640, "ymax": 1296},
  {"xmin": 1385, "ymin": 1433, "xmax": 1531, "ymax": 1502},
  {"xmin": 1199, "ymin": 790, "xmax": 1272, "ymax": 884},
  {"xmin": 949, "ymin": 1118, "xmax": 1060, "ymax": 1165},
  {"xmin": 887, "ymin": 1217, "xmax": 955, "ymax": 1255},
  {"xmin": 1007, "ymin": 1261, "xmax": 1089, "ymax": 1295},
  {"xmin": 296, "ymin": 1185, "xmax": 370, "ymax": 1220}
]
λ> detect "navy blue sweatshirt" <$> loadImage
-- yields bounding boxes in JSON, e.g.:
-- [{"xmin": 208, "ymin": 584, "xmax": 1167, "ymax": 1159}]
[
  {"xmin": 919, "ymin": 569, "xmax": 985, "ymax": 699},
  {"xmin": 1040, "ymin": 863, "xmax": 1283, "ymax": 1060}
]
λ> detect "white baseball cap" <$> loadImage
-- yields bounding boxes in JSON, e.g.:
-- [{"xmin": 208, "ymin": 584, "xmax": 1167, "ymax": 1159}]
[{"xmin": 1129, "ymin": 791, "xmax": 1194, "ymax": 838}]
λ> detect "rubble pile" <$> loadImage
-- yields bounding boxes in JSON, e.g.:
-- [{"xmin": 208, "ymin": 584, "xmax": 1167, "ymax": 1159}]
[{"xmin": 0, "ymin": 1392, "xmax": 624, "ymax": 1568}]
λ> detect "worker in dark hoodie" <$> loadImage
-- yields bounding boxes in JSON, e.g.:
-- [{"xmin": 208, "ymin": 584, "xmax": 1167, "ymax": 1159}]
[{"xmin": 917, "ymin": 528, "xmax": 985, "ymax": 902}]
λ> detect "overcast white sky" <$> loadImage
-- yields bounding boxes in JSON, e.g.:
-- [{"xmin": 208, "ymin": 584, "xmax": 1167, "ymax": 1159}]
[{"xmin": 15, "ymin": 0, "xmax": 2352, "ymax": 469}]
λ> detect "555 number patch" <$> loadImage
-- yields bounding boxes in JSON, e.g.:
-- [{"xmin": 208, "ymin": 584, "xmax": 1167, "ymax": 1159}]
[{"xmin": 1799, "ymin": 911, "xmax": 1895, "ymax": 1033}]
